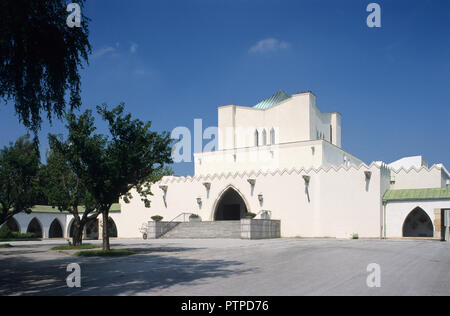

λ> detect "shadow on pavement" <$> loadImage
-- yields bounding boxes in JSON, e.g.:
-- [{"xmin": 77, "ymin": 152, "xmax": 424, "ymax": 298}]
[{"xmin": 0, "ymin": 245, "xmax": 252, "ymax": 296}]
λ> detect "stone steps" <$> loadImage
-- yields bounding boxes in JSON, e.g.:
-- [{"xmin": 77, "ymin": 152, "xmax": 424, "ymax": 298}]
[{"xmin": 161, "ymin": 221, "xmax": 241, "ymax": 239}]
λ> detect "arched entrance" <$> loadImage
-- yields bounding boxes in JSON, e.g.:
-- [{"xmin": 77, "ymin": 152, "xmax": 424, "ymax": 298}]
[
  {"xmin": 68, "ymin": 219, "xmax": 75, "ymax": 238},
  {"xmin": 67, "ymin": 219, "xmax": 102, "ymax": 240},
  {"xmin": 403, "ymin": 207, "xmax": 433, "ymax": 238},
  {"xmin": 108, "ymin": 218, "xmax": 118, "ymax": 238},
  {"xmin": 49, "ymin": 219, "xmax": 63, "ymax": 238},
  {"xmin": 6, "ymin": 218, "xmax": 20, "ymax": 233},
  {"xmin": 85, "ymin": 219, "xmax": 99, "ymax": 240},
  {"xmin": 214, "ymin": 187, "xmax": 248, "ymax": 221},
  {"xmin": 27, "ymin": 218, "xmax": 43, "ymax": 238}
]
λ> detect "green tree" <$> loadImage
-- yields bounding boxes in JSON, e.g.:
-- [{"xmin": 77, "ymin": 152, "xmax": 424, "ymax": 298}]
[
  {"xmin": 0, "ymin": 135, "xmax": 40, "ymax": 226},
  {"xmin": 96, "ymin": 104, "xmax": 173, "ymax": 250},
  {"xmin": 0, "ymin": 0, "xmax": 91, "ymax": 133},
  {"xmin": 149, "ymin": 165, "xmax": 175, "ymax": 183},
  {"xmin": 41, "ymin": 129, "xmax": 101, "ymax": 246},
  {"xmin": 59, "ymin": 105, "xmax": 173, "ymax": 250}
]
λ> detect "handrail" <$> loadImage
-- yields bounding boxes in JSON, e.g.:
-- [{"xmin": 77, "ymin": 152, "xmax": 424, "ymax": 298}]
[
  {"xmin": 158, "ymin": 212, "xmax": 195, "ymax": 238},
  {"xmin": 255, "ymin": 210, "xmax": 272, "ymax": 219},
  {"xmin": 165, "ymin": 212, "xmax": 194, "ymax": 225}
]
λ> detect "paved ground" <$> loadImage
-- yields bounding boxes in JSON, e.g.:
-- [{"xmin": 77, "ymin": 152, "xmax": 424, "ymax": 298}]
[{"xmin": 0, "ymin": 238, "xmax": 448, "ymax": 296}]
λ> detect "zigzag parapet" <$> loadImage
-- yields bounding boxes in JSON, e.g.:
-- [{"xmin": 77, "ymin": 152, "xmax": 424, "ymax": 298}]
[
  {"xmin": 159, "ymin": 162, "xmax": 389, "ymax": 184},
  {"xmin": 390, "ymin": 164, "xmax": 445, "ymax": 174}
]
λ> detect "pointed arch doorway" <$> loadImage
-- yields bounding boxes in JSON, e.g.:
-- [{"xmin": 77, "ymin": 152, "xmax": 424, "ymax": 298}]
[
  {"xmin": 403, "ymin": 207, "xmax": 433, "ymax": 238},
  {"xmin": 27, "ymin": 218, "xmax": 43, "ymax": 238},
  {"xmin": 49, "ymin": 219, "xmax": 63, "ymax": 238},
  {"xmin": 213, "ymin": 187, "xmax": 248, "ymax": 221}
]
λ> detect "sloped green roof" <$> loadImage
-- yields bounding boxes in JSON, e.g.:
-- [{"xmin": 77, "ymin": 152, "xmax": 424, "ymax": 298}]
[
  {"xmin": 31, "ymin": 203, "xmax": 121, "ymax": 214},
  {"xmin": 253, "ymin": 90, "xmax": 290, "ymax": 110},
  {"xmin": 383, "ymin": 188, "xmax": 450, "ymax": 203}
]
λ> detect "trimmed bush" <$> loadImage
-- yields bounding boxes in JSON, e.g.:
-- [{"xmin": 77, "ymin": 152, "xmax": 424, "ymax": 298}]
[
  {"xmin": 74, "ymin": 249, "xmax": 136, "ymax": 257},
  {"xmin": 0, "ymin": 229, "xmax": 41, "ymax": 242},
  {"xmin": 0, "ymin": 225, "xmax": 13, "ymax": 239},
  {"xmin": 245, "ymin": 212, "xmax": 257, "ymax": 219},
  {"xmin": 51, "ymin": 244, "xmax": 101, "ymax": 251},
  {"xmin": 12, "ymin": 232, "xmax": 36, "ymax": 239},
  {"xmin": 151, "ymin": 215, "xmax": 163, "ymax": 222}
]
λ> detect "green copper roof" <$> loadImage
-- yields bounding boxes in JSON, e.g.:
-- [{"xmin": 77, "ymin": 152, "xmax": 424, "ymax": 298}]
[
  {"xmin": 253, "ymin": 90, "xmax": 290, "ymax": 110},
  {"xmin": 31, "ymin": 203, "xmax": 121, "ymax": 214},
  {"xmin": 383, "ymin": 188, "xmax": 450, "ymax": 203}
]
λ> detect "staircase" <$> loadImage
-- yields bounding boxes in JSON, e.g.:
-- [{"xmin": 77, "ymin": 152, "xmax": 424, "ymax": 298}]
[{"xmin": 161, "ymin": 221, "xmax": 241, "ymax": 239}]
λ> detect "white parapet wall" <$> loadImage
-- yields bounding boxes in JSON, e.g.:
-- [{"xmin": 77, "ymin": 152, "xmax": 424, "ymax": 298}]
[
  {"xmin": 122, "ymin": 162, "xmax": 391, "ymax": 239},
  {"xmin": 147, "ymin": 221, "xmax": 179, "ymax": 239},
  {"xmin": 240, "ymin": 219, "xmax": 281, "ymax": 240}
]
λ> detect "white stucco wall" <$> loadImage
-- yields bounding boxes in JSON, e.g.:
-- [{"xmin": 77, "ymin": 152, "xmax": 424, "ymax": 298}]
[
  {"xmin": 389, "ymin": 156, "xmax": 427, "ymax": 171},
  {"xmin": 13, "ymin": 213, "xmax": 68, "ymax": 239},
  {"xmin": 112, "ymin": 202, "xmax": 150, "ymax": 238},
  {"xmin": 194, "ymin": 140, "xmax": 363, "ymax": 177},
  {"xmin": 218, "ymin": 92, "xmax": 342, "ymax": 151},
  {"xmin": 9, "ymin": 212, "xmax": 123, "ymax": 239},
  {"xmin": 385, "ymin": 200, "xmax": 450, "ymax": 238},
  {"xmin": 390, "ymin": 166, "xmax": 447, "ymax": 190},
  {"xmin": 124, "ymin": 163, "xmax": 390, "ymax": 239},
  {"xmin": 437, "ymin": 164, "xmax": 450, "ymax": 188}
]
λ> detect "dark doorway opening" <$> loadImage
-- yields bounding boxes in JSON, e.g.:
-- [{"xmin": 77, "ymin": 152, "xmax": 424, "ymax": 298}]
[
  {"xmin": 214, "ymin": 188, "xmax": 248, "ymax": 221},
  {"xmin": 403, "ymin": 207, "xmax": 433, "ymax": 238},
  {"xmin": 85, "ymin": 219, "xmax": 99, "ymax": 240},
  {"xmin": 27, "ymin": 218, "xmax": 43, "ymax": 238},
  {"xmin": 49, "ymin": 219, "xmax": 63, "ymax": 238},
  {"xmin": 6, "ymin": 218, "xmax": 20, "ymax": 233},
  {"xmin": 108, "ymin": 218, "xmax": 118, "ymax": 238}
]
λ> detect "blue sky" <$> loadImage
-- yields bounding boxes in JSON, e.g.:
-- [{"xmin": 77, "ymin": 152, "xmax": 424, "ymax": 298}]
[{"xmin": 1, "ymin": 0, "xmax": 449, "ymax": 176}]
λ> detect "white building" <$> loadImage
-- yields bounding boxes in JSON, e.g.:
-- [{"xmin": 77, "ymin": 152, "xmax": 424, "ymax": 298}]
[{"xmin": 4, "ymin": 91, "xmax": 450, "ymax": 240}]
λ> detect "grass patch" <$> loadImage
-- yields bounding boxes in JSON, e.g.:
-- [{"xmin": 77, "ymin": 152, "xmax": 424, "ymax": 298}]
[
  {"xmin": 51, "ymin": 244, "xmax": 101, "ymax": 251},
  {"xmin": 74, "ymin": 249, "xmax": 136, "ymax": 257},
  {"xmin": 0, "ymin": 238, "xmax": 41, "ymax": 242},
  {"xmin": 0, "ymin": 244, "xmax": 13, "ymax": 248}
]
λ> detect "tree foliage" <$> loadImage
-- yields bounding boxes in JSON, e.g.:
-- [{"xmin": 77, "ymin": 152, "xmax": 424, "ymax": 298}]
[
  {"xmin": 41, "ymin": 127, "xmax": 101, "ymax": 245},
  {"xmin": 149, "ymin": 165, "xmax": 175, "ymax": 183},
  {"xmin": 0, "ymin": 135, "xmax": 40, "ymax": 226},
  {"xmin": 55, "ymin": 104, "xmax": 173, "ymax": 250},
  {"xmin": 97, "ymin": 104, "xmax": 173, "ymax": 250},
  {"xmin": 0, "ymin": 0, "xmax": 91, "ymax": 133}
]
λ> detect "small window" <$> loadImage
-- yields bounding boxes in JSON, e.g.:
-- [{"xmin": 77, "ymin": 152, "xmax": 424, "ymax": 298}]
[
  {"xmin": 270, "ymin": 128, "xmax": 276, "ymax": 145},
  {"xmin": 262, "ymin": 129, "xmax": 267, "ymax": 146},
  {"xmin": 330, "ymin": 125, "xmax": 333, "ymax": 143},
  {"xmin": 255, "ymin": 130, "xmax": 259, "ymax": 146}
]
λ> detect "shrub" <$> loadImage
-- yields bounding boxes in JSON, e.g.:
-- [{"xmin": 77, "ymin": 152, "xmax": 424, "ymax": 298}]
[
  {"xmin": 245, "ymin": 212, "xmax": 257, "ymax": 219},
  {"xmin": 52, "ymin": 244, "xmax": 100, "ymax": 251},
  {"xmin": 352, "ymin": 233, "xmax": 359, "ymax": 240},
  {"xmin": 0, "ymin": 230, "xmax": 40, "ymax": 242},
  {"xmin": 11, "ymin": 232, "xmax": 36, "ymax": 239},
  {"xmin": 0, "ymin": 225, "xmax": 13, "ymax": 239},
  {"xmin": 189, "ymin": 214, "xmax": 200, "ymax": 218},
  {"xmin": 75, "ymin": 249, "xmax": 136, "ymax": 257},
  {"xmin": 151, "ymin": 215, "xmax": 163, "ymax": 222}
]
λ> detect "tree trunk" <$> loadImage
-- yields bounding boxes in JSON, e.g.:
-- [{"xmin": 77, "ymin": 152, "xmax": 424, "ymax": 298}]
[
  {"xmin": 72, "ymin": 220, "xmax": 83, "ymax": 246},
  {"xmin": 102, "ymin": 210, "xmax": 110, "ymax": 251},
  {"xmin": 0, "ymin": 215, "xmax": 6, "ymax": 227}
]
